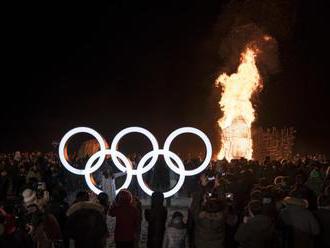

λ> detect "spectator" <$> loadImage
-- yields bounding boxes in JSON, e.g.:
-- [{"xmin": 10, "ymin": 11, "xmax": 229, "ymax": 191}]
[
  {"xmin": 279, "ymin": 193, "xmax": 320, "ymax": 248},
  {"xmin": 132, "ymin": 194, "xmax": 143, "ymax": 248},
  {"xmin": 163, "ymin": 211, "xmax": 189, "ymax": 248},
  {"xmin": 22, "ymin": 189, "xmax": 62, "ymax": 248},
  {"xmin": 193, "ymin": 197, "xmax": 226, "ymax": 248},
  {"xmin": 145, "ymin": 192, "xmax": 167, "ymax": 248},
  {"xmin": 97, "ymin": 192, "xmax": 110, "ymax": 214},
  {"xmin": 66, "ymin": 198, "xmax": 108, "ymax": 248},
  {"xmin": 26, "ymin": 165, "xmax": 41, "ymax": 184},
  {"xmin": 109, "ymin": 189, "xmax": 140, "ymax": 248},
  {"xmin": 235, "ymin": 200, "xmax": 275, "ymax": 248},
  {"xmin": 305, "ymin": 168, "xmax": 323, "ymax": 196}
]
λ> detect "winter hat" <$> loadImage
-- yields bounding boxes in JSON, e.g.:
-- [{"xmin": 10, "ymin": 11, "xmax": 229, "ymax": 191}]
[
  {"xmin": 22, "ymin": 189, "xmax": 37, "ymax": 206},
  {"xmin": 172, "ymin": 211, "xmax": 184, "ymax": 223},
  {"xmin": 117, "ymin": 189, "xmax": 133, "ymax": 205},
  {"xmin": 310, "ymin": 169, "xmax": 321, "ymax": 178}
]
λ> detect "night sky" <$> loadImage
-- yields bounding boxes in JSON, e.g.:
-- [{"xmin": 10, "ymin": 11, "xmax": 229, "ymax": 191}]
[{"xmin": 2, "ymin": 0, "xmax": 329, "ymax": 156}]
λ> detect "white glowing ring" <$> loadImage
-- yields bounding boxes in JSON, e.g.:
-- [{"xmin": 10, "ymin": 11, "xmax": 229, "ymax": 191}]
[
  {"xmin": 84, "ymin": 150, "xmax": 133, "ymax": 195},
  {"xmin": 58, "ymin": 127, "xmax": 106, "ymax": 175},
  {"xmin": 163, "ymin": 127, "xmax": 212, "ymax": 176},
  {"xmin": 136, "ymin": 149, "xmax": 186, "ymax": 198},
  {"xmin": 110, "ymin": 127, "xmax": 159, "ymax": 175},
  {"xmin": 58, "ymin": 126, "xmax": 212, "ymax": 198}
]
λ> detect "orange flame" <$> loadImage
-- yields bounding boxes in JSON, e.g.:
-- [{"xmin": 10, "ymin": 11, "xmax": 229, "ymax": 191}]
[{"xmin": 216, "ymin": 47, "xmax": 261, "ymax": 161}]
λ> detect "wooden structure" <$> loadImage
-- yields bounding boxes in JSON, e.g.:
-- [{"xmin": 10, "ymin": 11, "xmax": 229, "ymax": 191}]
[{"xmin": 252, "ymin": 127, "xmax": 295, "ymax": 161}]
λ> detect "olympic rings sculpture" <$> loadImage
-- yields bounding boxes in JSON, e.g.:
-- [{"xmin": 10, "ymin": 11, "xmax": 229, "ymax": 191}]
[{"xmin": 58, "ymin": 127, "xmax": 212, "ymax": 198}]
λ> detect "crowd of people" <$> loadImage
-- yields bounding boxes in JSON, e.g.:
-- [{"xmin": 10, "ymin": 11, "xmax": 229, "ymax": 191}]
[{"xmin": 0, "ymin": 150, "xmax": 329, "ymax": 248}]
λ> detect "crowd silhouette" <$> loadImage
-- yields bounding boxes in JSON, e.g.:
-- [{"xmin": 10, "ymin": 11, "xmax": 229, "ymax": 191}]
[{"xmin": 0, "ymin": 151, "xmax": 329, "ymax": 248}]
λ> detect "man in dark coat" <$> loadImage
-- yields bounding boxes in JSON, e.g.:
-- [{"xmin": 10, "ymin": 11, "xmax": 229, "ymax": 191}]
[
  {"xmin": 279, "ymin": 195, "xmax": 319, "ymax": 248},
  {"xmin": 187, "ymin": 173, "xmax": 209, "ymax": 248},
  {"xmin": 145, "ymin": 192, "xmax": 167, "ymax": 248},
  {"xmin": 193, "ymin": 197, "xmax": 226, "ymax": 248},
  {"xmin": 235, "ymin": 200, "xmax": 275, "ymax": 248}
]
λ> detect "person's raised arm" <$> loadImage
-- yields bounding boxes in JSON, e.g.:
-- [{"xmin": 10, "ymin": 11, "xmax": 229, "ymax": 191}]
[{"xmin": 113, "ymin": 172, "xmax": 126, "ymax": 178}]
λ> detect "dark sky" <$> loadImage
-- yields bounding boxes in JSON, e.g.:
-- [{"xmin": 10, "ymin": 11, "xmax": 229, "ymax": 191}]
[{"xmin": 2, "ymin": 0, "xmax": 330, "ymax": 156}]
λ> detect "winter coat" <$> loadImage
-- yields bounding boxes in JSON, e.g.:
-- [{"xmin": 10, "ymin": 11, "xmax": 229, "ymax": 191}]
[
  {"xmin": 66, "ymin": 201, "xmax": 108, "ymax": 248},
  {"xmin": 32, "ymin": 213, "xmax": 62, "ymax": 248},
  {"xmin": 163, "ymin": 219, "xmax": 189, "ymax": 248},
  {"xmin": 145, "ymin": 205, "xmax": 167, "ymax": 248},
  {"xmin": 194, "ymin": 211, "xmax": 225, "ymax": 248},
  {"xmin": 109, "ymin": 191, "xmax": 140, "ymax": 242},
  {"xmin": 279, "ymin": 197, "xmax": 320, "ymax": 248},
  {"xmin": 235, "ymin": 215, "xmax": 275, "ymax": 248},
  {"xmin": 314, "ymin": 207, "xmax": 330, "ymax": 248}
]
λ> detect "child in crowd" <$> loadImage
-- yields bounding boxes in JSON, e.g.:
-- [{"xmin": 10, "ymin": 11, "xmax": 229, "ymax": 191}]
[{"xmin": 163, "ymin": 211, "xmax": 189, "ymax": 248}]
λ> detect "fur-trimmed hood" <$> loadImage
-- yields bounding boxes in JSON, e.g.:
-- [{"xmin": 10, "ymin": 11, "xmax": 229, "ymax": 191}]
[
  {"xmin": 282, "ymin": 196, "xmax": 308, "ymax": 208},
  {"xmin": 66, "ymin": 201, "xmax": 105, "ymax": 217}
]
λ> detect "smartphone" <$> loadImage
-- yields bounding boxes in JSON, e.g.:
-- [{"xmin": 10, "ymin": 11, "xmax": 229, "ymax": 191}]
[{"xmin": 225, "ymin": 193, "xmax": 233, "ymax": 200}]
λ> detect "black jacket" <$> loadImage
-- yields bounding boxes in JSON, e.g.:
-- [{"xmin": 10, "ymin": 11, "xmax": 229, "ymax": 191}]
[{"xmin": 235, "ymin": 215, "xmax": 275, "ymax": 248}]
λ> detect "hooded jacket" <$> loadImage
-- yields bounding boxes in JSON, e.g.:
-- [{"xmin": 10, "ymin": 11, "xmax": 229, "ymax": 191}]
[
  {"xmin": 279, "ymin": 197, "xmax": 320, "ymax": 248},
  {"xmin": 109, "ymin": 190, "xmax": 139, "ymax": 242},
  {"xmin": 145, "ymin": 192, "xmax": 168, "ymax": 248},
  {"xmin": 65, "ymin": 201, "xmax": 108, "ymax": 248},
  {"xmin": 193, "ymin": 199, "xmax": 226, "ymax": 248},
  {"xmin": 235, "ymin": 215, "xmax": 275, "ymax": 248},
  {"xmin": 163, "ymin": 217, "xmax": 189, "ymax": 248}
]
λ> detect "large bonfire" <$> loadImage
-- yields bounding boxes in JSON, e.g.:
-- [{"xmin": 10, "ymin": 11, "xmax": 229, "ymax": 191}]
[{"xmin": 216, "ymin": 47, "xmax": 262, "ymax": 161}]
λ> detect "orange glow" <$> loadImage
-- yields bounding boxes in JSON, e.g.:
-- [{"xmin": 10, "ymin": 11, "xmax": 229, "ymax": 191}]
[
  {"xmin": 90, "ymin": 175, "xmax": 97, "ymax": 186},
  {"xmin": 263, "ymin": 35, "xmax": 272, "ymax": 41},
  {"xmin": 216, "ymin": 47, "xmax": 261, "ymax": 161}
]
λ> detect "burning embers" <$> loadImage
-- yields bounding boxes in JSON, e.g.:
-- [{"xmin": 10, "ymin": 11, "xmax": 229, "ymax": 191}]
[{"xmin": 216, "ymin": 47, "xmax": 262, "ymax": 161}]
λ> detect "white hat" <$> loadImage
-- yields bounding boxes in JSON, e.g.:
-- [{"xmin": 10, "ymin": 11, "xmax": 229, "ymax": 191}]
[{"xmin": 22, "ymin": 189, "xmax": 37, "ymax": 205}]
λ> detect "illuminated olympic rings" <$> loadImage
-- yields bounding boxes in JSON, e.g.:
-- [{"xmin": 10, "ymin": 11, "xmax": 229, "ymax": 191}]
[{"xmin": 58, "ymin": 127, "xmax": 212, "ymax": 198}]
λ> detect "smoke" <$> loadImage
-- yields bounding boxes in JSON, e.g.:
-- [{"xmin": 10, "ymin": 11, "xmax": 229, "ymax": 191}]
[
  {"xmin": 211, "ymin": 0, "xmax": 297, "ymax": 154},
  {"xmin": 215, "ymin": 0, "xmax": 297, "ymax": 76},
  {"xmin": 218, "ymin": 23, "xmax": 280, "ymax": 81}
]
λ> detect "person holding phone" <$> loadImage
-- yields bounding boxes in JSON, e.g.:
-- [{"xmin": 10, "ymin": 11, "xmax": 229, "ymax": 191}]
[
  {"xmin": 21, "ymin": 189, "xmax": 63, "ymax": 248},
  {"xmin": 193, "ymin": 198, "xmax": 226, "ymax": 248},
  {"xmin": 235, "ymin": 200, "xmax": 275, "ymax": 248}
]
